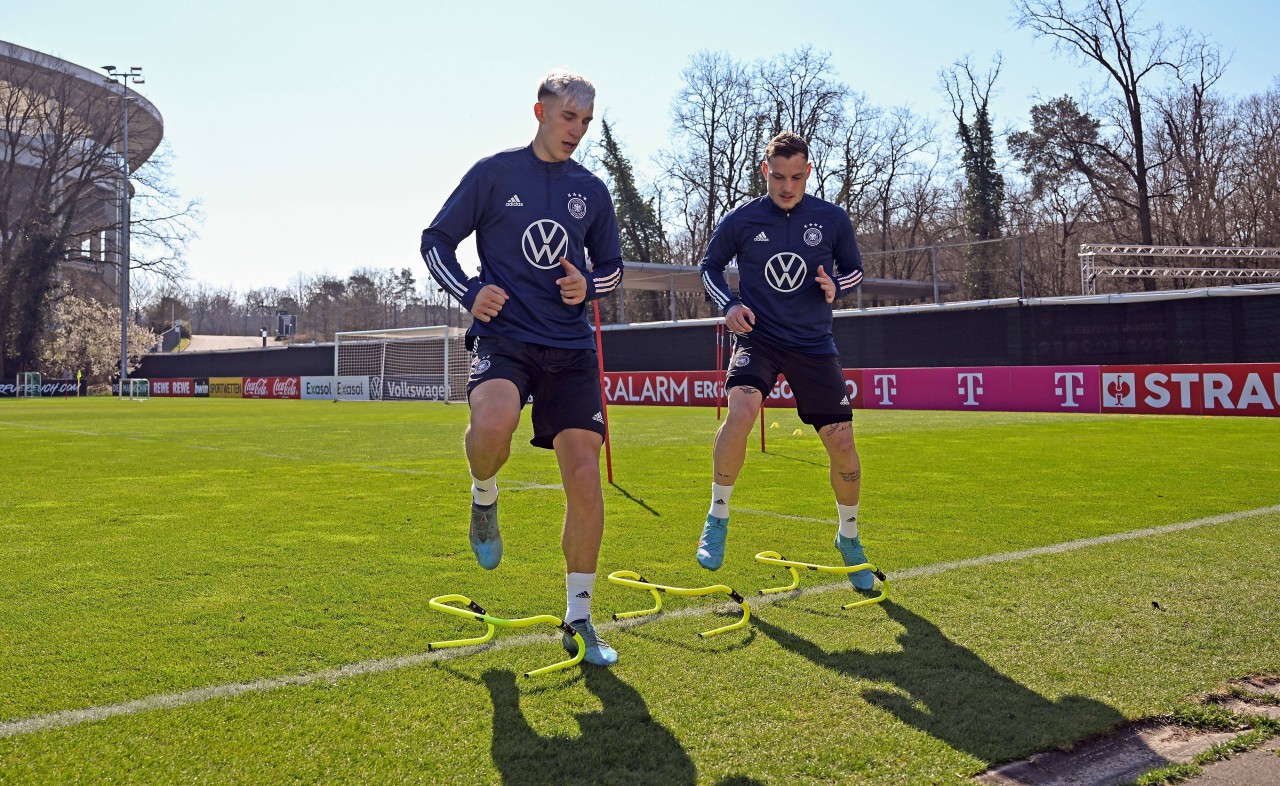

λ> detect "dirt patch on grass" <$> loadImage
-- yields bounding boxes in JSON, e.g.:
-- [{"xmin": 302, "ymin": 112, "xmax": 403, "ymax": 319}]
[{"xmin": 975, "ymin": 676, "xmax": 1280, "ymax": 786}]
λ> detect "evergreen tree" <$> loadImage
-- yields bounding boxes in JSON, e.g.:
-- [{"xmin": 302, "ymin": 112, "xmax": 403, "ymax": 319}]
[
  {"xmin": 596, "ymin": 120, "xmax": 666, "ymax": 263},
  {"xmin": 945, "ymin": 59, "xmax": 1006, "ymax": 299}
]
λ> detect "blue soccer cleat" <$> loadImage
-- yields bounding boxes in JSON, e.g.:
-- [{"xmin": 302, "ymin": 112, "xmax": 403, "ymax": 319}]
[
  {"xmin": 696, "ymin": 514, "xmax": 729, "ymax": 570},
  {"xmin": 563, "ymin": 617, "xmax": 618, "ymax": 667},
  {"xmin": 834, "ymin": 533, "xmax": 875, "ymax": 591},
  {"xmin": 469, "ymin": 500, "xmax": 502, "ymax": 570}
]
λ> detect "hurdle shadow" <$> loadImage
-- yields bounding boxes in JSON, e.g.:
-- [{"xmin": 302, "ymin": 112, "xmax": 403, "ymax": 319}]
[
  {"xmin": 485, "ymin": 666, "xmax": 697, "ymax": 785},
  {"xmin": 752, "ymin": 601, "xmax": 1139, "ymax": 764}
]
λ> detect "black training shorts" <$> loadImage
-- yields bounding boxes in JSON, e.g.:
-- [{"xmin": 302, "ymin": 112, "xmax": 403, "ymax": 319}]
[
  {"xmin": 724, "ymin": 333, "xmax": 852, "ymax": 429},
  {"xmin": 467, "ymin": 336, "xmax": 607, "ymax": 450}
]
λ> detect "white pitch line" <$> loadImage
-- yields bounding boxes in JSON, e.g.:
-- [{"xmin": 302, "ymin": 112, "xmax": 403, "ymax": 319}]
[
  {"xmin": 3, "ymin": 502, "xmax": 1277, "ymax": 740},
  {"xmin": 737, "ymin": 507, "xmax": 829, "ymax": 524},
  {"xmin": 0, "ymin": 421, "xmax": 111, "ymax": 437},
  {"xmin": 0, "ymin": 420, "xmax": 564, "ymax": 488}
]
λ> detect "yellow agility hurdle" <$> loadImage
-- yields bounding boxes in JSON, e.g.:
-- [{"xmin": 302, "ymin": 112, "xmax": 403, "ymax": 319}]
[
  {"xmin": 754, "ymin": 551, "xmax": 889, "ymax": 610},
  {"xmin": 426, "ymin": 594, "xmax": 585, "ymax": 678},
  {"xmin": 607, "ymin": 570, "xmax": 751, "ymax": 638}
]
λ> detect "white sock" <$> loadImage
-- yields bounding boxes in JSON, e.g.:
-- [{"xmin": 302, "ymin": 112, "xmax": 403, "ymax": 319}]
[
  {"xmin": 566, "ymin": 572, "xmax": 596, "ymax": 622},
  {"xmin": 837, "ymin": 502, "xmax": 860, "ymax": 539},
  {"xmin": 709, "ymin": 482, "xmax": 734, "ymax": 519},
  {"xmin": 471, "ymin": 474, "xmax": 497, "ymax": 506}
]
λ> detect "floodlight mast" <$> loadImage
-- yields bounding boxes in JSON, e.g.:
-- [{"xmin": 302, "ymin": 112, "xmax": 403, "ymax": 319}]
[{"xmin": 102, "ymin": 65, "xmax": 144, "ymax": 387}]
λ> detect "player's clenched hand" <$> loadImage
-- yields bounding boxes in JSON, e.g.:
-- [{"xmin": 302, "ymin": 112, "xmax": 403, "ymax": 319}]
[
  {"xmin": 556, "ymin": 257, "xmax": 587, "ymax": 305},
  {"xmin": 815, "ymin": 265, "xmax": 836, "ymax": 303},
  {"xmin": 725, "ymin": 303, "xmax": 756, "ymax": 333},
  {"xmin": 471, "ymin": 284, "xmax": 509, "ymax": 323}
]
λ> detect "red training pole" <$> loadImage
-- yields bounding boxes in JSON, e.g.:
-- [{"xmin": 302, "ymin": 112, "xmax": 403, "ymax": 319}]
[
  {"xmin": 759, "ymin": 379, "xmax": 767, "ymax": 453},
  {"xmin": 592, "ymin": 301, "xmax": 614, "ymax": 484},
  {"xmin": 715, "ymin": 323, "xmax": 724, "ymax": 421}
]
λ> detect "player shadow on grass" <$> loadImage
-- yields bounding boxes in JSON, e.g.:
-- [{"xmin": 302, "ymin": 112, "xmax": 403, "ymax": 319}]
[
  {"xmin": 484, "ymin": 666, "xmax": 698, "ymax": 785},
  {"xmin": 752, "ymin": 600, "xmax": 1139, "ymax": 765},
  {"xmin": 608, "ymin": 482, "xmax": 661, "ymax": 517}
]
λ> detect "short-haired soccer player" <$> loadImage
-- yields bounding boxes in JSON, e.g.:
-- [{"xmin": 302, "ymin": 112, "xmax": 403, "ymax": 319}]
[
  {"xmin": 420, "ymin": 70, "xmax": 624, "ymax": 666},
  {"xmin": 696, "ymin": 131, "xmax": 877, "ymax": 590}
]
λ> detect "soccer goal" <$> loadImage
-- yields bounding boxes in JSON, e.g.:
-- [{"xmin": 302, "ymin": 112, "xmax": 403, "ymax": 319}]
[
  {"xmin": 119, "ymin": 378, "xmax": 150, "ymax": 401},
  {"xmin": 333, "ymin": 325, "xmax": 469, "ymax": 402},
  {"xmin": 15, "ymin": 372, "xmax": 41, "ymax": 398}
]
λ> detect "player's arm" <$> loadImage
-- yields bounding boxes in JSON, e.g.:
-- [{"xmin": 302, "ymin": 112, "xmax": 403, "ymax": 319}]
[
  {"xmin": 420, "ymin": 164, "xmax": 503, "ymax": 317},
  {"xmin": 581, "ymin": 191, "xmax": 624, "ymax": 302},
  {"xmin": 831, "ymin": 217, "xmax": 864, "ymax": 299},
  {"xmin": 699, "ymin": 214, "xmax": 754, "ymax": 331}
]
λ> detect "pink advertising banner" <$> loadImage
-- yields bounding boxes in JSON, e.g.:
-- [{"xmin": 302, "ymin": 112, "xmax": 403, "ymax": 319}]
[
  {"xmin": 859, "ymin": 366, "xmax": 1100, "ymax": 413},
  {"xmin": 603, "ymin": 366, "xmax": 1100, "ymax": 414},
  {"xmin": 1100, "ymin": 364, "xmax": 1280, "ymax": 417}
]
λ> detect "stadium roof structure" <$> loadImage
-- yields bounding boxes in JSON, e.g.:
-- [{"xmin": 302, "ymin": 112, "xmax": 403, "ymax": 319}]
[
  {"xmin": 0, "ymin": 39, "xmax": 164, "ymax": 174},
  {"xmin": 619, "ymin": 260, "xmax": 950, "ymax": 306}
]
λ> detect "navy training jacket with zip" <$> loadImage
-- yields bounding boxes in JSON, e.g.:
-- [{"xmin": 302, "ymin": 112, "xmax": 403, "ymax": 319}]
[
  {"xmin": 420, "ymin": 145, "xmax": 623, "ymax": 350},
  {"xmin": 700, "ymin": 194, "xmax": 863, "ymax": 355}
]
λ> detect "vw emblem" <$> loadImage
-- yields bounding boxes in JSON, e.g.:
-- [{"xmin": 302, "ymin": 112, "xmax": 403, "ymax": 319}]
[
  {"xmin": 803, "ymin": 224, "xmax": 823, "ymax": 246},
  {"xmin": 764, "ymin": 252, "xmax": 808, "ymax": 292},
  {"xmin": 522, "ymin": 219, "xmax": 569, "ymax": 269},
  {"xmin": 568, "ymin": 195, "xmax": 587, "ymax": 219}
]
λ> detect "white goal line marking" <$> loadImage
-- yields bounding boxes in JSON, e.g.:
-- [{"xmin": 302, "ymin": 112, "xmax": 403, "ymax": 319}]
[{"xmin": 2, "ymin": 503, "xmax": 1276, "ymax": 740}]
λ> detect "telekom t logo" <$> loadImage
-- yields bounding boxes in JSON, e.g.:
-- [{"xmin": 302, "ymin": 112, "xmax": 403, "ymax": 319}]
[
  {"xmin": 873, "ymin": 374, "xmax": 897, "ymax": 406},
  {"xmin": 1054, "ymin": 372, "xmax": 1085, "ymax": 407},
  {"xmin": 957, "ymin": 372, "xmax": 984, "ymax": 406}
]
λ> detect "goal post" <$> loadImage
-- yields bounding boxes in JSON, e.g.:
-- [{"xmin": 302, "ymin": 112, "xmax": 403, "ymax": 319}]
[
  {"xmin": 118, "ymin": 378, "xmax": 149, "ymax": 401},
  {"xmin": 333, "ymin": 325, "xmax": 469, "ymax": 403},
  {"xmin": 15, "ymin": 372, "xmax": 41, "ymax": 398}
]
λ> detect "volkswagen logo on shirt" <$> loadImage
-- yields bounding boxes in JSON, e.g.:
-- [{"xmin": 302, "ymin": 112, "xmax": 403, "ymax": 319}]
[
  {"xmin": 522, "ymin": 219, "xmax": 569, "ymax": 269},
  {"xmin": 764, "ymin": 252, "xmax": 808, "ymax": 292}
]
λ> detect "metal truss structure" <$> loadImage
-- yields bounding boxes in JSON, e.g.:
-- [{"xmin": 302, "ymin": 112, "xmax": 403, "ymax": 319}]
[{"xmin": 1079, "ymin": 244, "xmax": 1280, "ymax": 294}]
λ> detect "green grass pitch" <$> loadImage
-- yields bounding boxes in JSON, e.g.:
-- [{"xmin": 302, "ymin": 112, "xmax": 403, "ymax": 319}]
[{"xmin": 1, "ymin": 398, "xmax": 1278, "ymax": 784}]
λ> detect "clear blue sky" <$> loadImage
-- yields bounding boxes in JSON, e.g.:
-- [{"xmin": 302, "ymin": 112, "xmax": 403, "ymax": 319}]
[{"xmin": 6, "ymin": 0, "xmax": 1278, "ymax": 293}]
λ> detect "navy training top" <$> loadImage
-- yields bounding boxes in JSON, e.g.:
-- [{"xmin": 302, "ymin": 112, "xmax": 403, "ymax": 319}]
[
  {"xmin": 700, "ymin": 194, "xmax": 863, "ymax": 355},
  {"xmin": 420, "ymin": 145, "xmax": 623, "ymax": 350}
]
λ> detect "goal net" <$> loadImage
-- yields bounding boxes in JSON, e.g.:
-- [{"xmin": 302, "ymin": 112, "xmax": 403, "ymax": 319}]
[{"xmin": 333, "ymin": 325, "xmax": 469, "ymax": 402}]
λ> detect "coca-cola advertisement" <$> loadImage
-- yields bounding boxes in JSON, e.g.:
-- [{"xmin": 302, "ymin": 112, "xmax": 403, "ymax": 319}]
[{"xmin": 242, "ymin": 376, "xmax": 301, "ymax": 399}]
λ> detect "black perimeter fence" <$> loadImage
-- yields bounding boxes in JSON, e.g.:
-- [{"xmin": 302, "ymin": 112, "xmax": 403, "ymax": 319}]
[{"xmin": 136, "ymin": 288, "xmax": 1280, "ymax": 380}]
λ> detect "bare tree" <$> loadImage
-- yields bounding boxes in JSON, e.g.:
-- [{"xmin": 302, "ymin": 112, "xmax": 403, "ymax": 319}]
[
  {"xmin": 0, "ymin": 43, "xmax": 197, "ymax": 376},
  {"xmin": 660, "ymin": 51, "xmax": 766, "ymax": 258},
  {"xmin": 1230, "ymin": 80, "xmax": 1280, "ymax": 247},
  {"xmin": 1, "ymin": 45, "xmax": 119, "ymax": 376},
  {"xmin": 1015, "ymin": 0, "xmax": 1217, "ymax": 268},
  {"xmin": 756, "ymin": 47, "xmax": 850, "ymax": 200},
  {"xmin": 1147, "ymin": 46, "xmax": 1233, "ymax": 248}
]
